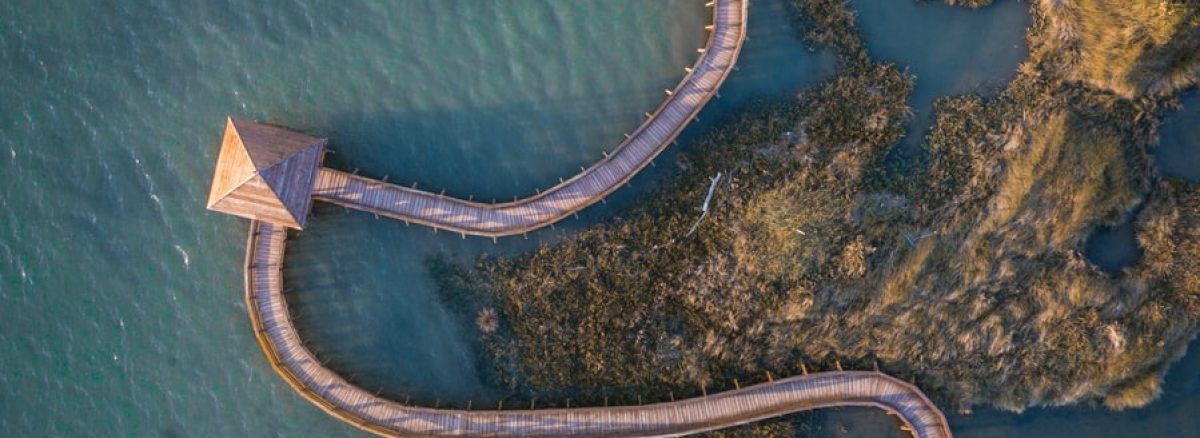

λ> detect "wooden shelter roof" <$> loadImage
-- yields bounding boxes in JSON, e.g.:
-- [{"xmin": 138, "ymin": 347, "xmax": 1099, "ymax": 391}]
[{"xmin": 207, "ymin": 117, "xmax": 326, "ymax": 229}]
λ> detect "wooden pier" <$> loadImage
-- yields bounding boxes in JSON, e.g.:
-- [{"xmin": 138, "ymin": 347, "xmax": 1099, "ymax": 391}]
[
  {"xmin": 211, "ymin": 0, "xmax": 956, "ymax": 436},
  {"xmin": 246, "ymin": 220, "xmax": 952, "ymax": 437},
  {"xmin": 312, "ymin": 0, "xmax": 748, "ymax": 238}
]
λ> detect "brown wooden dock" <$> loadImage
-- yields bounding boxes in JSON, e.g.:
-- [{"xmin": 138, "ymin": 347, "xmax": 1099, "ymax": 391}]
[
  {"xmin": 213, "ymin": 1, "xmax": 956, "ymax": 436},
  {"xmin": 312, "ymin": 0, "xmax": 749, "ymax": 238},
  {"xmin": 246, "ymin": 220, "xmax": 953, "ymax": 438}
]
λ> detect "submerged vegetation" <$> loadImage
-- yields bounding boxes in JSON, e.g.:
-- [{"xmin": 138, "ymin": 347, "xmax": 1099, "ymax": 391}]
[
  {"xmin": 937, "ymin": 0, "xmax": 996, "ymax": 9},
  {"xmin": 433, "ymin": 0, "xmax": 1200, "ymax": 421},
  {"xmin": 438, "ymin": 60, "xmax": 914, "ymax": 404}
]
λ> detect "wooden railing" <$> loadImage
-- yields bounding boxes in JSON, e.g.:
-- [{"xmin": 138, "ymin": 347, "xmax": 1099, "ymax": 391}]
[
  {"xmin": 237, "ymin": 2, "xmax": 954, "ymax": 436},
  {"xmin": 245, "ymin": 219, "xmax": 952, "ymax": 437},
  {"xmin": 313, "ymin": 0, "xmax": 748, "ymax": 238}
]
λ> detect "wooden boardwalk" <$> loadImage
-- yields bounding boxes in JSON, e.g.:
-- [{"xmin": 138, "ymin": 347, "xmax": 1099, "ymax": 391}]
[
  {"xmin": 246, "ymin": 220, "xmax": 953, "ymax": 437},
  {"xmin": 313, "ymin": 0, "xmax": 748, "ymax": 238},
  {"xmin": 232, "ymin": 1, "xmax": 955, "ymax": 436}
]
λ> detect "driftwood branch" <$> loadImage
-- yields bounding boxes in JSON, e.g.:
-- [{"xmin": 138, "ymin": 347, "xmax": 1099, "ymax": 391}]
[
  {"xmin": 903, "ymin": 231, "xmax": 935, "ymax": 247},
  {"xmin": 686, "ymin": 172, "xmax": 723, "ymax": 237}
]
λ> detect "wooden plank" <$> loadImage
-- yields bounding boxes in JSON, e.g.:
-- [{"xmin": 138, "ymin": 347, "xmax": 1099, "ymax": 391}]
[
  {"xmin": 303, "ymin": 0, "xmax": 749, "ymax": 239},
  {"xmin": 228, "ymin": 2, "xmax": 949, "ymax": 437}
]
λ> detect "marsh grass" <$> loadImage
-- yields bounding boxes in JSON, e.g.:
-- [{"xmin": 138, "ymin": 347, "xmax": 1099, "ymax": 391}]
[
  {"xmin": 793, "ymin": 0, "xmax": 867, "ymax": 62},
  {"xmin": 1033, "ymin": 0, "xmax": 1200, "ymax": 97},
  {"xmin": 431, "ymin": 0, "xmax": 1200, "ymax": 417}
]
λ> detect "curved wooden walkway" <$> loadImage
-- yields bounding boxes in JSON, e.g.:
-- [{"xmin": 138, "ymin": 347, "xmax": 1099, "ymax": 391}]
[
  {"xmin": 312, "ymin": 0, "xmax": 747, "ymax": 238},
  {"xmin": 246, "ymin": 221, "xmax": 951, "ymax": 437},
  {"xmin": 234, "ymin": 1, "xmax": 954, "ymax": 436}
]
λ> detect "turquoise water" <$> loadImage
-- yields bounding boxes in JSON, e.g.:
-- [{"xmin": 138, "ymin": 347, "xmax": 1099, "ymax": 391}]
[
  {"xmin": 0, "ymin": 0, "xmax": 707, "ymax": 435},
  {"xmin": 284, "ymin": 0, "xmax": 711, "ymax": 408},
  {"xmin": 3, "ymin": 0, "xmax": 1197, "ymax": 437},
  {"xmin": 285, "ymin": 0, "xmax": 838, "ymax": 412}
]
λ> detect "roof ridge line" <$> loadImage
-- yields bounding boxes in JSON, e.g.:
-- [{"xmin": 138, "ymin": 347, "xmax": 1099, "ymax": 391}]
[
  {"xmin": 206, "ymin": 124, "xmax": 259, "ymax": 208},
  {"xmin": 254, "ymin": 141, "xmax": 324, "ymax": 225}
]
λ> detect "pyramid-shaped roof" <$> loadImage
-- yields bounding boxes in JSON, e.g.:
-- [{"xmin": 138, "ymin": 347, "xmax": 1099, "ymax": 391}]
[{"xmin": 207, "ymin": 117, "xmax": 326, "ymax": 229}]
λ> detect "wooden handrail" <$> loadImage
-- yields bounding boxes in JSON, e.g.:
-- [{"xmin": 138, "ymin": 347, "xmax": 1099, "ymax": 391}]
[
  {"xmin": 312, "ymin": 0, "xmax": 750, "ymax": 238},
  {"xmin": 235, "ymin": 2, "xmax": 954, "ymax": 437}
]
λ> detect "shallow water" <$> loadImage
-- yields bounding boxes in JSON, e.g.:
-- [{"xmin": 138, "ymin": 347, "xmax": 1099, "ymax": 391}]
[
  {"xmin": 1034, "ymin": 92, "xmax": 1200, "ymax": 437},
  {"xmin": 844, "ymin": 2, "xmax": 1200, "ymax": 437},
  {"xmin": 1157, "ymin": 93, "xmax": 1200, "ymax": 184},
  {"xmin": 0, "ymin": 0, "xmax": 834, "ymax": 435},
  {"xmin": 284, "ymin": 0, "xmax": 838, "ymax": 411},
  {"xmin": 948, "ymin": 331, "xmax": 1200, "ymax": 437},
  {"xmin": 1084, "ymin": 93, "xmax": 1200, "ymax": 273},
  {"xmin": 1084, "ymin": 215, "xmax": 1143, "ymax": 274},
  {"xmin": 0, "ymin": 0, "xmax": 709, "ymax": 435},
  {"xmin": 853, "ymin": 0, "xmax": 1031, "ymax": 152},
  {"xmin": 282, "ymin": 0, "xmax": 711, "ymax": 408},
  {"xmin": 3, "ymin": 0, "xmax": 1197, "ymax": 436}
]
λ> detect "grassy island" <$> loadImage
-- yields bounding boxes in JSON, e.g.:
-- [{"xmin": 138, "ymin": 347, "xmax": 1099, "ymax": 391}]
[{"xmin": 434, "ymin": 0, "xmax": 1200, "ymax": 433}]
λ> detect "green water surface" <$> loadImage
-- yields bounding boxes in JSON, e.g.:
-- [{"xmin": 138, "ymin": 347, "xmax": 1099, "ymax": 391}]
[{"xmin": 3, "ymin": 1, "xmax": 1199, "ymax": 437}]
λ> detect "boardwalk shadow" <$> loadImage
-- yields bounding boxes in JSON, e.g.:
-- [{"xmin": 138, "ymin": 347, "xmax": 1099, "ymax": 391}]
[{"xmin": 321, "ymin": 90, "xmax": 670, "ymax": 202}]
